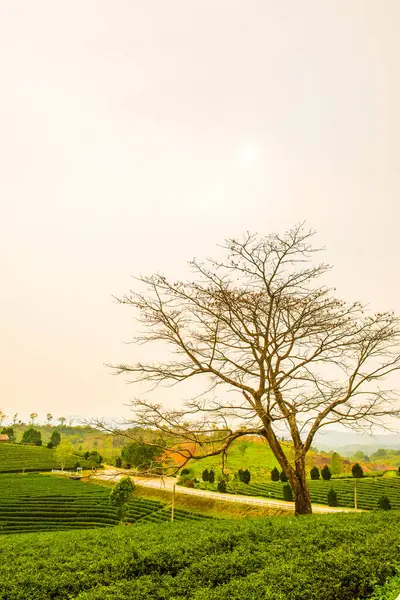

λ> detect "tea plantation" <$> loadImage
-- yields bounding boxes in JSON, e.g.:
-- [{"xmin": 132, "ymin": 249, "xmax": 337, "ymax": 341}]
[
  {"xmin": 0, "ymin": 443, "xmax": 89, "ymax": 473},
  {"xmin": 0, "ymin": 511, "xmax": 400, "ymax": 600},
  {"xmin": 233, "ymin": 477, "xmax": 400, "ymax": 509},
  {"xmin": 0, "ymin": 474, "xmax": 213, "ymax": 534}
]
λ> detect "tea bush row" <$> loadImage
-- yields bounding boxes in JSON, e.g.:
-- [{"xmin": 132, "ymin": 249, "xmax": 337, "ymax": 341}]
[
  {"xmin": 232, "ymin": 477, "xmax": 400, "ymax": 509},
  {"xmin": 0, "ymin": 444, "xmax": 90, "ymax": 473},
  {"xmin": 1, "ymin": 511, "xmax": 400, "ymax": 599}
]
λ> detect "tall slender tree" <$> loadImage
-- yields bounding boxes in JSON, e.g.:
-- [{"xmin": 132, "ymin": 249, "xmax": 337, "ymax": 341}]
[{"xmin": 107, "ymin": 225, "xmax": 400, "ymax": 515}]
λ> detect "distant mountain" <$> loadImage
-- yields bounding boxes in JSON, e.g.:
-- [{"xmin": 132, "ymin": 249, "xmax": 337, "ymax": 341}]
[{"xmin": 313, "ymin": 429, "xmax": 400, "ymax": 455}]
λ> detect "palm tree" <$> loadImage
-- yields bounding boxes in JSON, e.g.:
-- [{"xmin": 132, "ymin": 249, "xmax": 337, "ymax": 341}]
[
  {"xmin": 46, "ymin": 413, "xmax": 53, "ymax": 426},
  {"xmin": 29, "ymin": 413, "xmax": 38, "ymax": 425}
]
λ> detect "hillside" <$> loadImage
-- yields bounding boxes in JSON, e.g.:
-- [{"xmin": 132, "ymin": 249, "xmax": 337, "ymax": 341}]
[
  {"xmin": 0, "ymin": 511, "xmax": 399, "ymax": 599},
  {"xmin": 0, "ymin": 443, "xmax": 90, "ymax": 473},
  {"xmin": 0, "ymin": 474, "xmax": 212, "ymax": 534}
]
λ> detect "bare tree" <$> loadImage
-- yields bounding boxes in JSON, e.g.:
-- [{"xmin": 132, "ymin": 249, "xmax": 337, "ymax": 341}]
[{"xmin": 108, "ymin": 225, "xmax": 400, "ymax": 515}]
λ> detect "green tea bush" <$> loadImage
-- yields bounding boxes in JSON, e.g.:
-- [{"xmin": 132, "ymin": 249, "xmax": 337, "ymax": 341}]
[
  {"xmin": 310, "ymin": 466, "xmax": 320, "ymax": 480},
  {"xmin": 208, "ymin": 470, "xmax": 215, "ymax": 484},
  {"xmin": 282, "ymin": 483, "xmax": 293, "ymax": 501},
  {"xmin": 378, "ymin": 496, "xmax": 391, "ymax": 510},
  {"xmin": 328, "ymin": 488, "xmax": 338, "ymax": 507},
  {"xmin": 279, "ymin": 471, "xmax": 288, "ymax": 482},
  {"xmin": 271, "ymin": 467, "xmax": 280, "ymax": 481},
  {"xmin": 217, "ymin": 480, "xmax": 227, "ymax": 493},
  {"xmin": 352, "ymin": 463, "xmax": 364, "ymax": 478},
  {"xmin": 202, "ymin": 469, "xmax": 210, "ymax": 482},
  {"xmin": 321, "ymin": 465, "xmax": 332, "ymax": 481},
  {"xmin": 1, "ymin": 512, "xmax": 399, "ymax": 600}
]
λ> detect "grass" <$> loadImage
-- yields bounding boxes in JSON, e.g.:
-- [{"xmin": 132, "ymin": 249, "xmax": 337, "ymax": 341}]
[
  {"xmin": 1, "ymin": 511, "xmax": 400, "ymax": 599},
  {"xmin": 184, "ymin": 437, "xmax": 283, "ymax": 482},
  {"xmin": 132, "ymin": 482, "xmax": 290, "ymax": 518}
]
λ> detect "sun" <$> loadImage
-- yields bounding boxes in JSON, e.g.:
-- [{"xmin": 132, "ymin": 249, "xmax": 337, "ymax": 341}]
[{"xmin": 239, "ymin": 144, "xmax": 260, "ymax": 162}]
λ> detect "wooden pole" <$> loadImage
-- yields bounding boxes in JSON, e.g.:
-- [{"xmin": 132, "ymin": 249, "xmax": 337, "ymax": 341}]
[
  {"xmin": 171, "ymin": 484, "xmax": 175, "ymax": 522},
  {"xmin": 354, "ymin": 479, "xmax": 357, "ymax": 512}
]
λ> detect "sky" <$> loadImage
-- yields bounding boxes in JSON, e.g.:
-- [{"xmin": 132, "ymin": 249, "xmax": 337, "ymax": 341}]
[{"xmin": 1, "ymin": 1, "xmax": 400, "ymax": 425}]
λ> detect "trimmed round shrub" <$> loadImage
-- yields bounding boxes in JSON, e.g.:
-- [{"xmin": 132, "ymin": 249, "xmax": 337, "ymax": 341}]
[
  {"xmin": 202, "ymin": 469, "xmax": 210, "ymax": 482},
  {"xmin": 208, "ymin": 469, "xmax": 215, "ymax": 484},
  {"xmin": 321, "ymin": 465, "xmax": 332, "ymax": 481},
  {"xmin": 283, "ymin": 483, "xmax": 293, "ymax": 501},
  {"xmin": 184, "ymin": 479, "xmax": 195, "ymax": 488},
  {"xmin": 217, "ymin": 480, "xmax": 227, "ymax": 493},
  {"xmin": 352, "ymin": 463, "xmax": 364, "ymax": 478},
  {"xmin": 181, "ymin": 468, "xmax": 190, "ymax": 475},
  {"xmin": 271, "ymin": 467, "xmax": 280, "ymax": 481},
  {"xmin": 46, "ymin": 442, "xmax": 53, "ymax": 449},
  {"xmin": 327, "ymin": 488, "xmax": 338, "ymax": 507},
  {"xmin": 310, "ymin": 466, "xmax": 320, "ymax": 480},
  {"xmin": 115, "ymin": 457, "xmax": 122, "ymax": 468},
  {"xmin": 378, "ymin": 495, "xmax": 391, "ymax": 510},
  {"xmin": 280, "ymin": 471, "xmax": 288, "ymax": 483}
]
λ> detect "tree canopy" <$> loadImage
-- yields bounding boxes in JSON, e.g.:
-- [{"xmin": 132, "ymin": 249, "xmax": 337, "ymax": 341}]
[{"xmin": 106, "ymin": 225, "xmax": 400, "ymax": 514}]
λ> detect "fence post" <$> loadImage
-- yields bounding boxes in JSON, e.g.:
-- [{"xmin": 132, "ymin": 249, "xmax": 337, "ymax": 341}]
[{"xmin": 171, "ymin": 484, "xmax": 175, "ymax": 522}]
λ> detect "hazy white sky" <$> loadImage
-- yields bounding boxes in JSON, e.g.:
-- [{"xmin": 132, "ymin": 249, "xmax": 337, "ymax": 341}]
[{"xmin": 1, "ymin": 1, "xmax": 400, "ymax": 423}]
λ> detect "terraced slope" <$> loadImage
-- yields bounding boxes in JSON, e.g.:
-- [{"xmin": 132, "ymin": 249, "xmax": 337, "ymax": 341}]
[
  {"xmin": 0, "ymin": 474, "xmax": 214, "ymax": 534},
  {"xmin": 0, "ymin": 474, "xmax": 119, "ymax": 534},
  {"xmin": 125, "ymin": 496, "xmax": 214, "ymax": 523},
  {"xmin": 233, "ymin": 477, "xmax": 400, "ymax": 509},
  {"xmin": 0, "ymin": 443, "xmax": 90, "ymax": 473}
]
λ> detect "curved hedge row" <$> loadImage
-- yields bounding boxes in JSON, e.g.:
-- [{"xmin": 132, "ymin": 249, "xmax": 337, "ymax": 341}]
[
  {"xmin": 233, "ymin": 477, "xmax": 400, "ymax": 509},
  {"xmin": 0, "ymin": 474, "xmax": 119, "ymax": 534},
  {"xmin": 0, "ymin": 443, "xmax": 90, "ymax": 473}
]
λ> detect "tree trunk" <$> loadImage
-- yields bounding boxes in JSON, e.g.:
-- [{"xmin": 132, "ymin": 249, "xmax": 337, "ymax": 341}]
[{"xmin": 290, "ymin": 456, "xmax": 312, "ymax": 515}]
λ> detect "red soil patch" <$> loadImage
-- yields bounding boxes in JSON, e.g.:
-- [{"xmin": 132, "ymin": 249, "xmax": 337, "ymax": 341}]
[{"xmin": 164, "ymin": 442, "xmax": 198, "ymax": 467}]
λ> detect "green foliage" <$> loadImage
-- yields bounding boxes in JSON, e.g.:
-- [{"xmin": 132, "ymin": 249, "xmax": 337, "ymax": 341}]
[
  {"xmin": 109, "ymin": 477, "xmax": 135, "ymax": 519},
  {"xmin": 327, "ymin": 488, "xmax": 338, "ymax": 507},
  {"xmin": 208, "ymin": 469, "xmax": 215, "ymax": 484},
  {"xmin": 271, "ymin": 467, "xmax": 280, "ymax": 481},
  {"xmin": 321, "ymin": 465, "xmax": 332, "ymax": 481},
  {"xmin": 115, "ymin": 456, "xmax": 122, "ymax": 468},
  {"xmin": 217, "ymin": 480, "xmax": 227, "ymax": 493},
  {"xmin": 21, "ymin": 428, "xmax": 42, "ymax": 446},
  {"xmin": 181, "ymin": 468, "xmax": 190, "ymax": 475},
  {"xmin": 282, "ymin": 483, "xmax": 293, "ymax": 501},
  {"xmin": 121, "ymin": 441, "xmax": 162, "ymax": 471},
  {"xmin": 202, "ymin": 469, "xmax": 210, "ymax": 482},
  {"xmin": 352, "ymin": 463, "xmax": 364, "ymax": 478},
  {"xmin": 0, "ymin": 443, "xmax": 90, "ymax": 473},
  {"xmin": 87, "ymin": 450, "xmax": 103, "ymax": 468},
  {"xmin": 279, "ymin": 470, "xmax": 288, "ymax": 482},
  {"xmin": 184, "ymin": 479, "xmax": 195, "ymax": 488},
  {"xmin": 310, "ymin": 466, "xmax": 320, "ymax": 480},
  {"xmin": 331, "ymin": 452, "xmax": 342, "ymax": 475},
  {"xmin": 378, "ymin": 496, "xmax": 391, "ymax": 510},
  {"xmin": 242, "ymin": 469, "xmax": 251, "ymax": 484},
  {"xmin": 0, "ymin": 473, "xmax": 119, "ymax": 534},
  {"xmin": 50, "ymin": 429, "xmax": 61, "ymax": 447},
  {"xmin": 233, "ymin": 476, "xmax": 400, "ymax": 511},
  {"xmin": 2, "ymin": 511, "xmax": 400, "ymax": 599}
]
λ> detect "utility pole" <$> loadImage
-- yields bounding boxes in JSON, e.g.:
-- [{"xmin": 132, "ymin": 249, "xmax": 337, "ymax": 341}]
[
  {"xmin": 171, "ymin": 484, "xmax": 175, "ymax": 523},
  {"xmin": 354, "ymin": 479, "xmax": 357, "ymax": 512}
]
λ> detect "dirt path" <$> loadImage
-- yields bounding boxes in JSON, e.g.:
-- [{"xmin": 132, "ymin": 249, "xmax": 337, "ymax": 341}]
[{"xmin": 95, "ymin": 469, "xmax": 358, "ymax": 514}]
